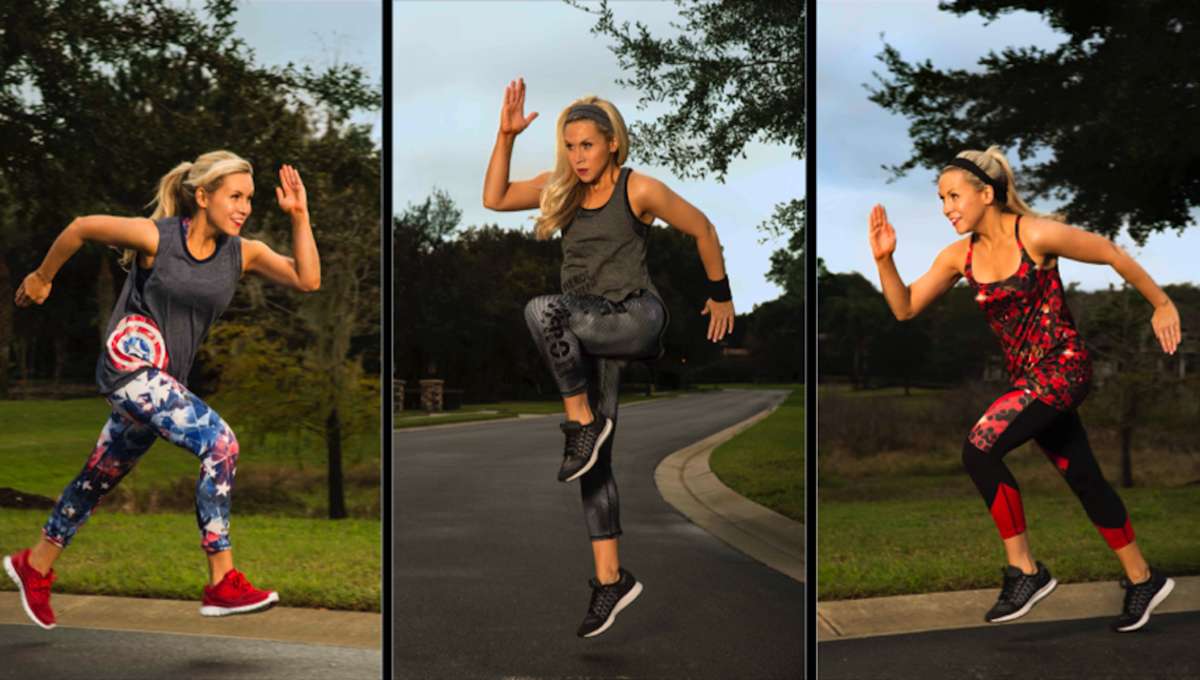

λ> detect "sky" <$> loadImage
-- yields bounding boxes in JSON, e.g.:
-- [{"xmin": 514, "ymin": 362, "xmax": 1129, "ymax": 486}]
[
  {"xmin": 392, "ymin": 1, "xmax": 804, "ymax": 310},
  {"xmin": 817, "ymin": 0, "xmax": 1200, "ymax": 292},
  {"xmin": 219, "ymin": 1, "xmax": 383, "ymax": 138}
]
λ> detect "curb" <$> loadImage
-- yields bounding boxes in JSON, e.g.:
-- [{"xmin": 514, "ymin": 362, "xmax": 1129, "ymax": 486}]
[
  {"xmin": 0, "ymin": 591, "xmax": 381, "ymax": 649},
  {"xmin": 653, "ymin": 392, "xmax": 805, "ymax": 583},
  {"xmin": 817, "ymin": 574, "xmax": 1200, "ymax": 641},
  {"xmin": 392, "ymin": 393, "xmax": 677, "ymax": 433}
]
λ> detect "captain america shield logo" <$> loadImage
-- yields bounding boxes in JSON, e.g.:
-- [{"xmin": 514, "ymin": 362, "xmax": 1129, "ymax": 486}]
[{"xmin": 106, "ymin": 314, "xmax": 169, "ymax": 372}]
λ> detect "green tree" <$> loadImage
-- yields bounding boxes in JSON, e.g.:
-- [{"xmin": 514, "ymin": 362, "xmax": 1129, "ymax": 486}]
[
  {"xmin": 1, "ymin": 0, "xmax": 378, "ymax": 387},
  {"xmin": 870, "ymin": 1, "xmax": 1200, "ymax": 243},
  {"xmin": 574, "ymin": 0, "xmax": 805, "ymax": 304}
]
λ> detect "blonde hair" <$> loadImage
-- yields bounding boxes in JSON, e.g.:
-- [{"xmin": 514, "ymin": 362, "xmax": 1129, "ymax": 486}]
[
  {"xmin": 119, "ymin": 150, "xmax": 253, "ymax": 268},
  {"xmin": 534, "ymin": 96, "xmax": 629, "ymax": 240},
  {"xmin": 941, "ymin": 146, "xmax": 1041, "ymax": 217}
]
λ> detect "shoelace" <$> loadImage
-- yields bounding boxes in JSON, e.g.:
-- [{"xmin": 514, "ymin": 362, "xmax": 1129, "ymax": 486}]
[
  {"xmin": 588, "ymin": 580, "xmax": 623, "ymax": 618},
  {"xmin": 997, "ymin": 569, "xmax": 1021, "ymax": 601},
  {"xmin": 998, "ymin": 568, "xmax": 1038, "ymax": 603},
  {"xmin": 27, "ymin": 572, "xmax": 54, "ymax": 595},
  {"xmin": 225, "ymin": 570, "xmax": 248, "ymax": 592},
  {"xmin": 1122, "ymin": 578, "xmax": 1155, "ymax": 613},
  {"xmin": 565, "ymin": 423, "xmax": 599, "ymax": 459}
]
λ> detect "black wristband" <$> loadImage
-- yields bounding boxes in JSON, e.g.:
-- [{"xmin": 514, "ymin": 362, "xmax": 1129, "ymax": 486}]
[{"xmin": 706, "ymin": 275, "xmax": 732, "ymax": 302}]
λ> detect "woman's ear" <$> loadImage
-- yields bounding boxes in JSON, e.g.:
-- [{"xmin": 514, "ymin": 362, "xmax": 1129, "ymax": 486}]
[{"xmin": 194, "ymin": 186, "xmax": 208, "ymax": 210}]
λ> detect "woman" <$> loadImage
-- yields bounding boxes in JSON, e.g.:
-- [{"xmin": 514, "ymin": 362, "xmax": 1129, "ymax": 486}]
[
  {"xmin": 6, "ymin": 150, "xmax": 319, "ymax": 629},
  {"xmin": 483, "ymin": 78, "xmax": 735, "ymax": 638},
  {"xmin": 868, "ymin": 146, "xmax": 1178, "ymax": 632}
]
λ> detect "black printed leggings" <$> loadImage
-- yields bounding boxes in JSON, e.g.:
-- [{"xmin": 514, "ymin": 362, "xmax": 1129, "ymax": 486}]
[
  {"xmin": 523, "ymin": 291, "xmax": 667, "ymax": 539},
  {"xmin": 962, "ymin": 389, "xmax": 1133, "ymax": 550}
]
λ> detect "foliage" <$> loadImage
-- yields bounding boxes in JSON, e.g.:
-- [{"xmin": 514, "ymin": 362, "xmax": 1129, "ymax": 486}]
[
  {"xmin": 870, "ymin": 1, "xmax": 1200, "ymax": 243},
  {"xmin": 571, "ymin": 0, "xmax": 803, "ymax": 180},
  {"xmin": 1, "ymin": 0, "xmax": 381, "ymax": 385},
  {"xmin": 393, "ymin": 191, "xmax": 801, "ymax": 401},
  {"xmin": 573, "ymin": 0, "xmax": 806, "ymax": 300}
]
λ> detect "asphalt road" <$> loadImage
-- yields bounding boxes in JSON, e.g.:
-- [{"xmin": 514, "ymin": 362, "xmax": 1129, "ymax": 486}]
[
  {"xmin": 0, "ymin": 624, "xmax": 382, "ymax": 680},
  {"xmin": 818, "ymin": 610, "xmax": 1200, "ymax": 679},
  {"xmin": 393, "ymin": 389, "xmax": 804, "ymax": 680}
]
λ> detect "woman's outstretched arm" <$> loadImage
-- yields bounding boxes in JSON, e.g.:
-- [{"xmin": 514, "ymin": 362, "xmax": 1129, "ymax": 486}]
[
  {"xmin": 14, "ymin": 216, "xmax": 158, "ymax": 307},
  {"xmin": 1023, "ymin": 216, "xmax": 1180, "ymax": 353},
  {"xmin": 243, "ymin": 164, "xmax": 320, "ymax": 292},
  {"xmin": 869, "ymin": 204, "xmax": 962, "ymax": 320},
  {"xmin": 482, "ymin": 77, "xmax": 547, "ymax": 211},
  {"xmin": 628, "ymin": 173, "xmax": 733, "ymax": 342}
]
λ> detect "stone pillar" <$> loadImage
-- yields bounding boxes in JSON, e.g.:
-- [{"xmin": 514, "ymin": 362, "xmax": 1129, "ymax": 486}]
[
  {"xmin": 393, "ymin": 379, "xmax": 406, "ymax": 414},
  {"xmin": 419, "ymin": 379, "xmax": 445, "ymax": 413}
]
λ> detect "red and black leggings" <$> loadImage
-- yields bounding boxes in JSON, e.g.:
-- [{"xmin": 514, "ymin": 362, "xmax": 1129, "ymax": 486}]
[{"xmin": 962, "ymin": 389, "xmax": 1134, "ymax": 550}]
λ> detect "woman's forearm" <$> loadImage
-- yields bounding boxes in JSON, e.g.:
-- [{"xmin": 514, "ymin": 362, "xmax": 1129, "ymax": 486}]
[
  {"xmin": 695, "ymin": 222, "xmax": 727, "ymax": 281},
  {"xmin": 875, "ymin": 255, "xmax": 915, "ymax": 320},
  {"xmin": 482, "ymin": 132, "xmax": 516, "ymax": 209},
  {"xmin": 1112, "ymin": 248, "xmax": 1170, "ymax": 308},
  {"xmin": 289, "ymin": 210, "xmax": 321, "ymax": 291},
  {"xmin": 36, "ymin": 220, "xmax": 87, "ymax": 281}
]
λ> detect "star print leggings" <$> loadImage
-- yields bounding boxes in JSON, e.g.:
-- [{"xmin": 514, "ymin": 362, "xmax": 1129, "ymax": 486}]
[
  {"xmin": 523, "ymin": 290, "xmax": 667, "ymax": 540},
  {"xmin": 42, "ymin": 369, "xmax": 239, "ymax": 554},
  {"xmin": 962, "ymin": 389, "xmax": 1133, "ymax": 550}
]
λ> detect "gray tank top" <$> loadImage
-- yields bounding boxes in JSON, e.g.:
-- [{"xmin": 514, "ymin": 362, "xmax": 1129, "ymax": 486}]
[
  {"xmin": 560, "ymin": 167, "xmax": 659, "ymax": 302},
  {"xmin": 96, "ymin": 216, "xmax": 241, "ymax": 393}
]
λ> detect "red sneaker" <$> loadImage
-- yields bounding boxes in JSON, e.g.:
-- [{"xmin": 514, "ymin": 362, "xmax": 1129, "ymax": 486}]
[
  {"xmin": 4, "ymin": 549, "xmax": 57, "ymax": 630},
  {"xmin": 200, "ymin": 568, "xmax": 279, "ymax": 617}
]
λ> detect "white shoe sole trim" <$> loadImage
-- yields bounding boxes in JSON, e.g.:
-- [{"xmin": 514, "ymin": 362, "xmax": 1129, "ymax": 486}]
[
  {"xmin": 989, "ymin": 577, "xmax": 1057, "ymax": 623},
  {"xmin": 1115, "ymin": 577, "xmax": 1175, "ymax": 632},
  {"xmin": 4, "ymin": 555, "xmax": 56, "ymax": 630},
  {"xmin": 199, "ymin": 591, "xmax": 280, "ymax": 617},
  {"xmin": 564, "ymin": 418, "xmax": 613, "ymax": 483},
  {"xmin": 583, "ymin": 580, "xmax": 643, "ymax": 638}
]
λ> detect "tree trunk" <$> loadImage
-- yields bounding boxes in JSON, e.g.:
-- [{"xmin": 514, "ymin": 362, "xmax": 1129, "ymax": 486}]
[
  {"xmin": 326, "ymin": 405, "xmax": 347, "ymax": 519},
  {"xmin": 1119, "ymin": 424, "xmax": 1134, "ymax": 488},
  {"xmin": 0, "ymin": 256, "xmax": 12, "ymax": 398}
]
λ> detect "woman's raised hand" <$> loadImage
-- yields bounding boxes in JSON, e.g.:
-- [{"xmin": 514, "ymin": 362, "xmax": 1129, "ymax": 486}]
[
  {"xmin": 14, "ymin": 270, "xmax": 51, "ymax": 307},
  {"xmin": 868, "ymin": 204, "xmax": 897, "ymax": 262},
  {"xmin": 1151, "ymin": 299, "xmax": 1182, "ymax": 355},
  {"xmin": 275, "ymin": 164, "xmax": 308, "ymax": 218},
  {"xmin": 500, "ymin": 78, "xmax": 539, "ymax": 137}
]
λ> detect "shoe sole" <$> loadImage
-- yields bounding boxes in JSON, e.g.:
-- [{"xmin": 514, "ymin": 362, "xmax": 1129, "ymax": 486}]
[
  {"xmin": 562, "ymin": 418, "xmax": 613, "ymax": 483},
  {"xmin": 4, "ymin": 555, "xmax": 56, "ymax": 630},
  {"xmin": 988, "ymin": 577, "xmax": 1058, "ymax": 623},
  {"xmin": 1114, "ymin": 577, "xmax": 1175, "ymax": 632},
  {"xmin": 199, "ymin": 591, "xmax": 280, "ymax": 617},
  {"xmin": 581, "ymin": 581, "xmax": 643, "ymax": 638}
]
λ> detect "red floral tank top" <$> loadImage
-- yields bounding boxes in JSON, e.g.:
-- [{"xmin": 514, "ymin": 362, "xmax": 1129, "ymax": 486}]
[{"xmin": 964, "ymin": 216, "xmax": 1091, "ymax": 410}]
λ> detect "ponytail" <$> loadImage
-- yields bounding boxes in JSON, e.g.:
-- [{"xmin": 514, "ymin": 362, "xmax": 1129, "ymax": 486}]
[
  {"xmin": 118, "ymin": 151, "xmax": 252, "ymax": 270},
  {"xmin": 942, "ymin": 145, "xmax": 1048, "ymax": 218}
]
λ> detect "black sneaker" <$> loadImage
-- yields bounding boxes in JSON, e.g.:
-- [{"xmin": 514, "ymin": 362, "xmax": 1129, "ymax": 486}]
[
  {"xmin": 1112, "ymin": 568, "xmax": 1174, "ymax": 632},
  {"xmin": 985, "ymin": 561, "xmax": 1057, "ymax": 623},
  {"xmin": 577, "ymin": 567, "xmax": 643, "ymax": 638},
  {"xmin": 558, "ymin": 417, "xmax": 612, "ymax": 482}
]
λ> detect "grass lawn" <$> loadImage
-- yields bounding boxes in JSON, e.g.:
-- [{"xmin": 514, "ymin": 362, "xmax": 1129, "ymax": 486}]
[
  {"xmin": 708, "ymin": 386, "xmax": 804, "ymax": 522},
  {"xmin": 818, "ymin": 383, "xmax": 1200, "ymax": 599},
  {"xmin": 818, "ymin": 487, "xmax": 1200, "ymax": 601},
  {"xmin": 0, "ymin": 510, "xmax": 381, "ymax": 611},
  {"xmin": 0, "ymin": 399, "xmax": 380, "ymax": 518}
]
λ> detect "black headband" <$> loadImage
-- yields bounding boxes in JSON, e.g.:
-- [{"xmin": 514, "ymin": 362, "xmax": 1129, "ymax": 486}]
[
  {"xmin": 947, "ymin": 157, "xmax": 1007, "ymax": 205},
  {"xmin": 565, "ymin": 103, "xmax": 612, "ymax": 130}
]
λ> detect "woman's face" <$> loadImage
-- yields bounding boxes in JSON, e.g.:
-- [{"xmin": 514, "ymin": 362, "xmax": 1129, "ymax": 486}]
[
  {"xmin": 197, "ymin": 172, "xmax": 254, "ymax": 236},
  {"xmin": 937, "ymin": 169, "xmax": 992, "ymax": 235},
  {"xmin": 564, "ymin": 119, "xmax": 618, "ymax": 184}
]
